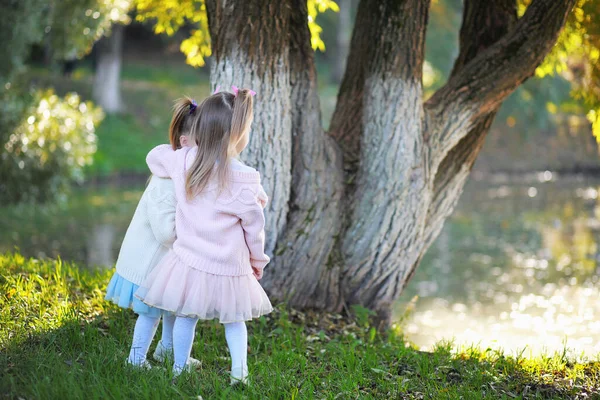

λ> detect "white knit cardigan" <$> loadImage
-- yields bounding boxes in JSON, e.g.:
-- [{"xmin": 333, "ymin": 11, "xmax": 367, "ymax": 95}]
[{"xmin": 114, "ymin": 175, "xmax": 176, "ymax": 285}]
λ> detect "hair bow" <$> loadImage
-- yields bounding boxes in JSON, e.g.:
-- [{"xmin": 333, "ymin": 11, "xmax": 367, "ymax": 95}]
[{"xmin": 231, "ymin": 85, "xmax": 257, "ymax": 97}]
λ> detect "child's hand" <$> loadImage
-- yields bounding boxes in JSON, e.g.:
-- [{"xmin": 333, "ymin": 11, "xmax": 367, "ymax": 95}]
[{"xmin": 252, "ymin": 266, "xmax": 263, "ymax": 280}]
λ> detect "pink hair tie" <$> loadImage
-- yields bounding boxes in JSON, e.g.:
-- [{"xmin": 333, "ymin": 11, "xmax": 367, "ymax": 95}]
[
  {"xmin": 231, "ymin": 85, "xmax": 256, "ymax": 97},
  {"xmin": 213, "ymin": 85, "xmax": 220, "ymax": 94}
]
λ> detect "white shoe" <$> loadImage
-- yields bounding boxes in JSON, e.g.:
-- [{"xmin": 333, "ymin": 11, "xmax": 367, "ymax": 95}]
[
  {"xmin": 230, "ymin": 367, "xmax": 249, "ymax": 386},
  {"xmin": 126, "ymin": 359, "xmax": 152, "ymax": 370},
  {"xmin": 154, "ymin": 341, "xmax": 202, "ymax": 368}
]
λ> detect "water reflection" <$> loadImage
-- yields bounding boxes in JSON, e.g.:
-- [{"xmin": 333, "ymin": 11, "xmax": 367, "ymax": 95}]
[{"xmin": 396, "ymin": 176, "xmax": 600, "ymax": 358}]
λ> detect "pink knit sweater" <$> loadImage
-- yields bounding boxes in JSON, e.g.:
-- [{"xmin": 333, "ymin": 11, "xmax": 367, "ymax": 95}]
[{"xmin": 146, "ymin": 144, "xmax": 270, "ymax": 277}]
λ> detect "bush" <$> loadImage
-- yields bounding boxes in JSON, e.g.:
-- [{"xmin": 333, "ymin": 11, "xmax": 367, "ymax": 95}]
[{"xmin": 0, "ymin": 89, "xmax": 104, "ymax": 203}]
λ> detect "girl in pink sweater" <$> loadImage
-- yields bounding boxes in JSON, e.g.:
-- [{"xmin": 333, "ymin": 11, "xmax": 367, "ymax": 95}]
[{"xmin": 135, "ymin": 87, "xmax": 272, "ymax": 384}]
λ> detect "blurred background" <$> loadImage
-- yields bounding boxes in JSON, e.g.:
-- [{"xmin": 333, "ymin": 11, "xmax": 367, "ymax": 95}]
[{"xmin": 2, "ymin": 0, "xmax": 600, "ymax": 358}]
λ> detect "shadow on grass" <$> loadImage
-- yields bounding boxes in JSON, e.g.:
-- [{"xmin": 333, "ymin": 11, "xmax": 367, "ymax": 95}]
[{"xmin": 0, "ymin": 309, "xmax": 243, "ymax": 399}]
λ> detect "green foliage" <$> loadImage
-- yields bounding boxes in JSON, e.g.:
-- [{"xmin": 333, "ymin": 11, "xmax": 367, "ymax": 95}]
[
  {"xmin": 134, "ymin": 0, "xmax": 339, "ymax": 68},
  {"xmin": 135, "ymin": 0, "xmax": 211, "ymax": 67},
  {"xmin": 44, "ymin": 0, "xmax": 132, "ymax": 60},
  {"xmin": 0, "ymin": 89, "xmax": 104, "ymax": 203},
  {"xmin": 1, "ymin": 251, "xmax": 599, "ymax": 398},
  {"xmin": 0, "ymin": 0, "xmax": 132, "ymax": 204},
  {"xmin": 529, "ymin": 0, "xmax": 600, "ymax": 139},
  {"xmin": 307, "ymin": 0, "xmax": 340, "ymax": 51},
  {"xmin": 0, "ymin": 0, "xmax": 46, "ymax": 83},
  {"xmin": 0, "ymin": 0, "xmax": 131, "ymax": 83}
]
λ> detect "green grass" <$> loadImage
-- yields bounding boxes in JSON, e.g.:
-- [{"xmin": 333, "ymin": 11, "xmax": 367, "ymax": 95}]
[{"xmin": 1, "ymin": 252, "xmax": 599, "ymax": 399}]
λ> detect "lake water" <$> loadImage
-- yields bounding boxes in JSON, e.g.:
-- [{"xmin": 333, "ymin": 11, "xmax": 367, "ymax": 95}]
[
  {"xmin": 396, "ymin": 173, "xmax": 600, "ymax": 359},
  {"xmin": 2, "ymin": 174, "xmax": 599, "ymax": 357}
]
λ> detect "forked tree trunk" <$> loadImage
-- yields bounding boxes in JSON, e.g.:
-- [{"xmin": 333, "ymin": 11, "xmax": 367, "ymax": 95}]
[
  {"xmin": 93, "ymin": 24, "xmax": 124, "ymax": 114},
  {"xmin": 205, "ymin": 0, "xmax": 576, "ymax": 321}
]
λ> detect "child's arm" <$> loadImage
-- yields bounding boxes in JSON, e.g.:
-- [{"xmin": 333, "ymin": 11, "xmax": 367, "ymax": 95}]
[
  {"xmin": 146, "ymin": 176, "xmax": 177, "ymax": 247},
  {"xmin": 238, "ymin": 185, "xmax": 270, "ymax": 279},
  {"xmin": 146, "ymin": 144, "xmax": 182, "ymax": 178}
]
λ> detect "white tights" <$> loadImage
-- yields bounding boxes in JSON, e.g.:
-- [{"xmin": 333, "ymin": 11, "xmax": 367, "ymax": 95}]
[
  {"xmin": 127, "ymin": 314, "xmax": 248, "ymax": 376},
  {"xmin": 127, "ymin": 313, "xmax": 177, "ymax": 365},
  {"xmin": 172, "ymin": 317, "xmax": 248, "ymax": 376},
  {"xmin": 127, "ymin": 314, "xmax": 160, "ymax": 365}
]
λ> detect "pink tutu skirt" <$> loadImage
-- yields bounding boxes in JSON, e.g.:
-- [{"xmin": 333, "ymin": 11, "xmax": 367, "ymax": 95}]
[{"xmin": 135, "ymin": 252, "xmax": 273, "ymax": 323}]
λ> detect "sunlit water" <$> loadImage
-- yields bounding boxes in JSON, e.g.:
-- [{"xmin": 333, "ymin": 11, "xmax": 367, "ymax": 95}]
[
  {"xmin": 2, "ymin": 174, "xmax": 600, "ymax": 357},
  {"xmin": 395, "ymin": 173, "xmax": 600, "ymax": 358}
]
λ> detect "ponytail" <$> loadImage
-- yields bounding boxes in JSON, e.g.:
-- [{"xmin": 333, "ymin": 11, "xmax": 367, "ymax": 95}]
[
  {"xmin": 184, "ymin": 88, "xmax": 255, "ymax": 200},
  {"xmin": 230, "ymin": 89, "xmax": 254, "ymax": 147},
  {"xmin": 169, "ymin": 97, "xmax": 198, "ymax": 150}
]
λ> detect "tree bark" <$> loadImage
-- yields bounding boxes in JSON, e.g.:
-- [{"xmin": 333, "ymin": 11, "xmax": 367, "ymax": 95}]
[
  {"xmin": 426, "ymin": 0, "xmax": 575, "ymax": 166},
  {"xmin": 93, "ymin": 24, "xmax": 124, "ymax": 114},
  {"xmin": 335, "ymin": 0, "xmax": 431, "ymax": 316},
  {"xmin": 205, "ymin": 0, "xmax": 576, "ymax": 319},
  {"xmin": 261, "ymin": 0, "xmax": 346, "ymax": 309},
  {"xmin": 206, "ymin": 0, "xmax": 293, "ymax": 254},
  {"xmin": 418, "ymin": 0, "xmax": 573, "ymax": 270}
]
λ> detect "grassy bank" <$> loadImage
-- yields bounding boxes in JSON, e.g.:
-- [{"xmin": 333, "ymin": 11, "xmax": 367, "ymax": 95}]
[{"xmin": 1, "ymin": 252, "xmax": 599, "ymax": 399}]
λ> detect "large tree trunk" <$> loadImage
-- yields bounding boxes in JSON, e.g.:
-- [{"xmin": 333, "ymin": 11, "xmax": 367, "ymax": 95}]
[
  {"xmin": 207, "ymin": 0, "xmax": 346, "ymax": 308},
  {"xmin": 206, "ymin": 0, "xmax": 576, "ymax": 321},
  {"xmin": 206, "ymin": 0, "xmax": 293, "ymax": 253},
  {"xmin": 335, "ymin": 0, "xmax": 431, "ymax": 317},
  {"xmin": 93, "ymin": 24, "xmax": 124, "ymax": 114}
]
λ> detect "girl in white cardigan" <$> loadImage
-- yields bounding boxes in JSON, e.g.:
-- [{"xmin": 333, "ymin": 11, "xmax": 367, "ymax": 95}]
[{"xmin": 105, "ymin": 97, "xmax": 200, "ymax": 368}]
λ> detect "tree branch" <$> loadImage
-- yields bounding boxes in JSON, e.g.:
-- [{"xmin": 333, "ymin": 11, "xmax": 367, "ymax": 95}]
[
  {"xmin": 450, "ymin": 0, "xmax": 518, "ymax": 78},
  {"xmin": 426, "ymin": 0, "xmax": 575, "ymax": 168},
  {"xmin": 421, "ymin": 0, "xmax": 517, "ymax": 249},
  {"xmin": 329, "ymin": 0, "xmax": 431, "ymax": 167}
]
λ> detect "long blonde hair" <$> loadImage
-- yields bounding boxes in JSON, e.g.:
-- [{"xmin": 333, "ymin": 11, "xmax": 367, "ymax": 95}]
[{"xmin": 185, "ymin": 89, "xmax": 254, "ymax": 199}]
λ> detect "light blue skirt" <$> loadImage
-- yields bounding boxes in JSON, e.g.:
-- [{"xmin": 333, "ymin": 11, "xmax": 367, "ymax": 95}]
[{"xmin": 105, "ymin": 272, "xmax": 162, "ymax": 318}]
